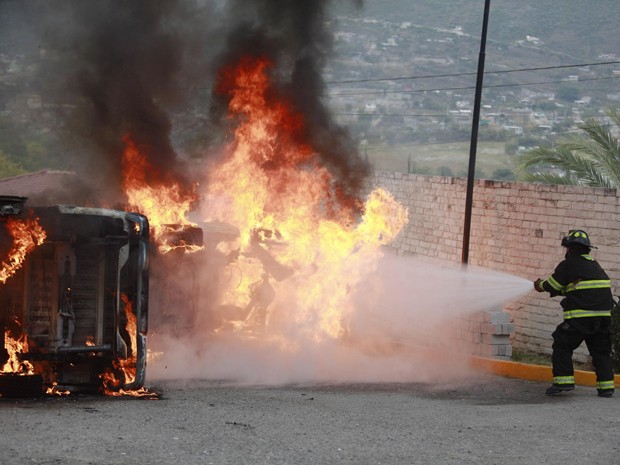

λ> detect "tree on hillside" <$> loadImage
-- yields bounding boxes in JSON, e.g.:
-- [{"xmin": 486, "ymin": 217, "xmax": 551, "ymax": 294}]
[
  {"xmin": 0, "ymin": 151, "xmax": 26, "ymax": 179},
  {"xmin": 556, "ymin": 85, "xmax": 581, "ymax": 103},
  {"xmin": 517, "ymin": 108, "xmax": 620, "ymax": 187}
]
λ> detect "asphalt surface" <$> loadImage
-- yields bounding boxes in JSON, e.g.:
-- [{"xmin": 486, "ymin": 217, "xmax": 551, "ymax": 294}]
[{"xmin": 1, "ymin": 374, "xmax": 619, "ymax": 465}]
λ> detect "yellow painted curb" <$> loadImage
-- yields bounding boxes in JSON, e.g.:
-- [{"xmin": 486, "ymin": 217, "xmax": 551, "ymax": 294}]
[{"xmin": 469, "ymin": 356, "xmax": 620, "ymax": 388}]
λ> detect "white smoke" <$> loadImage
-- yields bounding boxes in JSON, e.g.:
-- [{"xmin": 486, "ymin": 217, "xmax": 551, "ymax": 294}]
[{"xmin": 147, "ymin": 251, "xmax": 532, "ymax": 386}]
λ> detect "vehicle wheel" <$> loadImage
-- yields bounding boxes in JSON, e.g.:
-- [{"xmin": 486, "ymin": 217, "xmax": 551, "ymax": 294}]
[{"xmin": 0, "ymin": 374, "xmax": 44, "ymax": 398}]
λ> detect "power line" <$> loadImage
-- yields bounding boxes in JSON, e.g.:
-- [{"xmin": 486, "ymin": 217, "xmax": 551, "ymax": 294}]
[
  {"xmin": 486, "ymin": 75, "xmax": 619, "ymax": 90},
  {"xmin": 326, "ymin": 60, "xmax": 620, "ymax": 85},
  {"xmin": 334, "ymin": 110, "xmax": 619, "ymax": 127},
  {"xmin": 333, "ymin": 113, "xmax": 620, "ymax": 136},
  {"xmin": 334, "ymin": 112, "xmax": 447, "ymax": 117},
  {"xmin": 328, "ymin": 75, "xmax": 620, "ymax": 97},
  {"xmin": 354, "ymin": 123, "xmax": 619, "ymax": 152}
]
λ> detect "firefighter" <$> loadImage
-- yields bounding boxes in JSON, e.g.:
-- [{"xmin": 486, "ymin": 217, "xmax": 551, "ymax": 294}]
[
  {"xmin": 534, "ymin": 230, "xmax": 615, "ymax": 397},
  {"xmin": 534, "ymin": 230, "xmax": 614, "ymax": 397}
]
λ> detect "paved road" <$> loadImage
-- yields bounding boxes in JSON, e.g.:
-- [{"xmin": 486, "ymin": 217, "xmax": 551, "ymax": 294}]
[{"xmin": 1, "ymin": 374, "xmax": 618, "ymax": 465}]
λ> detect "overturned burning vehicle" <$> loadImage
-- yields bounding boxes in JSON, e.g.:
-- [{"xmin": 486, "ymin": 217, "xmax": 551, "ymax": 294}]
[{"xmin": 0, "ymin": 196, "xmax": 149, "ymax": 396}]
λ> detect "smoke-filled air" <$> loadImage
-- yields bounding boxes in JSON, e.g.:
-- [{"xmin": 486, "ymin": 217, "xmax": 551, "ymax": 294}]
[{"xmin": 18, "ymin": 0, "xmax": 532, "ymax": 385}]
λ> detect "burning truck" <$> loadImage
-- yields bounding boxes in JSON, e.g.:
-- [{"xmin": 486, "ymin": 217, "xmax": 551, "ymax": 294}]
[
  {"xmin": 0, "ymin": 196, "xmax": 149, "ymax": 396},
  {"xmin": 0, "ymin": 50, "xmax": 410, "ymax": 396},
  {"xmin": 0, "ymin": 0, "xmax": 413, "ymax": 393}
]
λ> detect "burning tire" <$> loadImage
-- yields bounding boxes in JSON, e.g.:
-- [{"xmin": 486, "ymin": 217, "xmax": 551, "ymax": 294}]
[{"xmin": 0, "ymin": 374, "xmax": 43, "ymax": 398}]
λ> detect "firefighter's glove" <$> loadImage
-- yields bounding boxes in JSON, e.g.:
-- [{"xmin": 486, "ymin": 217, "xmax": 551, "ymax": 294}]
[{"xmin": 533, "ymin": 278, "xmax": 544, "ymax": 292}]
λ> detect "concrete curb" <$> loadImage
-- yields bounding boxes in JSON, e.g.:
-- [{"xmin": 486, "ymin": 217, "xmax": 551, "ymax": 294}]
[{"xmin": 470, "ymin": 356, "xmax": 620, "ymax": 388}]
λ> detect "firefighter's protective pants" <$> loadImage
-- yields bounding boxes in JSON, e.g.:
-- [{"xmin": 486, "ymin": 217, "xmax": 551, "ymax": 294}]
[{"xmin": 551, "ymin": 317, "xmax": 615, "ymax": 394}]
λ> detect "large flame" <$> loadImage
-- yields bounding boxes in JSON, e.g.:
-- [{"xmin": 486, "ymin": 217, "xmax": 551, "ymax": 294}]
[
  {"xmin": 0, "ymin": 216, "xmax": 47, "ymax": 284},
  {"xmin": 121, "ymin": 134, "xmax": 200, "ymax": 253},
  {"xmin": 0, "ymin": 217, "xmax": 45, "ymax": 378},
  {"xmin": 203, "ymin": 55, "xmax": 408, "ymax": 341},
  {"xmin": 114, "ymin": 54, "xmax": 407, "ymax": 355},
  {"xmin": 100, "ymin": 293, "xmax": 136, "ymax": 392},
  {"xmin": 100, "ymin": 294, "xmax": 156, "ymax": 398},
  {"xmin": 1, "ymin": 330, "xmax": 35, "ymax": 375}
]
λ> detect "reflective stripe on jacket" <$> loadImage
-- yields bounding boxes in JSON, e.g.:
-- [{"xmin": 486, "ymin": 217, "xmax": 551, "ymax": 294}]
[{"xmin": 540, "ymin": 253, "xmax": 614, "ymax": 319}]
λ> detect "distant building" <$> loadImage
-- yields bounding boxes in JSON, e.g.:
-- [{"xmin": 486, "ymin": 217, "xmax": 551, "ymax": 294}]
[
  {"xmin": 502, "ymin": 125, "xmax": 524, "ymax": 135},
  {"xmin": 526, "ymin": 35, "xmax": 542, "ymax": 45}
]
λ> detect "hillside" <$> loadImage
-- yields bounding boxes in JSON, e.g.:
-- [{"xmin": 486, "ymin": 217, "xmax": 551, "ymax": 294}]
[
  {"xmin": 343, "ymin": 0, "xmax": 619, "ymax": 63},
  {"xmin": 325, "ymin": 0, "xmax": 620, "ymax": 178},
  {"xmin": 1, "ymin": 1, "xmax": 619, "ymax": 180}
]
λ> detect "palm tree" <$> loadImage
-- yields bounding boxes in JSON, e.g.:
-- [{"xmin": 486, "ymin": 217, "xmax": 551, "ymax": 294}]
[{"xmin": 517, "ymin": 108, "xmax": 620, "ymax": 187}]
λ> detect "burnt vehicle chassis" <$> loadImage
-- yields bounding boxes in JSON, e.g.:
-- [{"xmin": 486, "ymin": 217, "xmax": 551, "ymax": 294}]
[{"xmin": 0, "ymin": 198, "xmax": 149, "ymax": 395}]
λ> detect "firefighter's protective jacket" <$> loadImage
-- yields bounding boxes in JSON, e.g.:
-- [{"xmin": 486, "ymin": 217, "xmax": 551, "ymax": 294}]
[{"xmin": 539, "ymin": 253, "xmax": 614, "ymax": 319}]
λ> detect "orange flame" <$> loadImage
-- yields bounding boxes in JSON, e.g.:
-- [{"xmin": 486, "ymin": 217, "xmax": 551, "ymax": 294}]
[
  {"xmin": 0, "ymin": 217, "xmax": 46, "ymax": 284},
  {"xmin": 208, "ymin": 56, "xmax": 348, "ymax": 250},
  {"xmin": 100, "ymin": 294, "xmax": 136, "ymax": 392},
  {"xmin": 204, "ymin": 55, "xmax": 408, "ymax": 341},
  {"xmin": 100, "ymin": 294, "xmax": 157, "ymax": 398},
  {"xmin": 1, "ymin": 331, "xmax": 34, "ymax": 375},
  {"xmin": 45, "ymin": 382, "xmax": 71, "ymax": 396},
  {"xmin": 121, "ymin": 293, "xmax": 137, "ymax": 373},
  {"xmin": 121, "ymin": 133, "xmax": 200, "ymax": 253}
]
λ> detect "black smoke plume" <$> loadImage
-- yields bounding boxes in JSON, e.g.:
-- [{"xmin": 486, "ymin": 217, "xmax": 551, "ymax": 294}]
[
  {"xmin": 41, "ymin": 0, "xmax": 199, "ymax": 202},
  {"xmin": 41, "ymin": 0, "xmax": 367, "ymax": 207},
  {"xmin": 210, "ymin": 0, "xmax": 369, "ymax": 211}
]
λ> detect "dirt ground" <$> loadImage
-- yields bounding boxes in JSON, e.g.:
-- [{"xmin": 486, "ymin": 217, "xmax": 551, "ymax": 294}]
[{"xmin": 1, "ymin": 374, "xmax": 618, "ymax": 465}]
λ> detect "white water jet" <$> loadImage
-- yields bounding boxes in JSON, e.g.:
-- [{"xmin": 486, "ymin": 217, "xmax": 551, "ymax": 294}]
[{"xmin": 148, "ymin": 252, "xmax": 533, "ymax": 386}]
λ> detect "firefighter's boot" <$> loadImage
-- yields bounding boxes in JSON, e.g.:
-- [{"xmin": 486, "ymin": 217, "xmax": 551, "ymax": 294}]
[{"xmin": 545, "ymin": 384, "xmax": 575, "ymax": 396}]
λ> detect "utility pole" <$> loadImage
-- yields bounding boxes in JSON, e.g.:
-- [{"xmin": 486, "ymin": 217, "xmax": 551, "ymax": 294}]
[{"xmin": 462, "ymin": 0, "xmax": 491, "ymax": 265}]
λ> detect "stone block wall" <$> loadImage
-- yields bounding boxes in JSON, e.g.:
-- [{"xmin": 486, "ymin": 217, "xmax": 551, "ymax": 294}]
[
  {"xmin": 450, "ymin": 310, "xmax": 515, "ymax": 358},
  {"xmin": 370, "ymin": 172, "xmax": 620, "ymax": 361}
]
